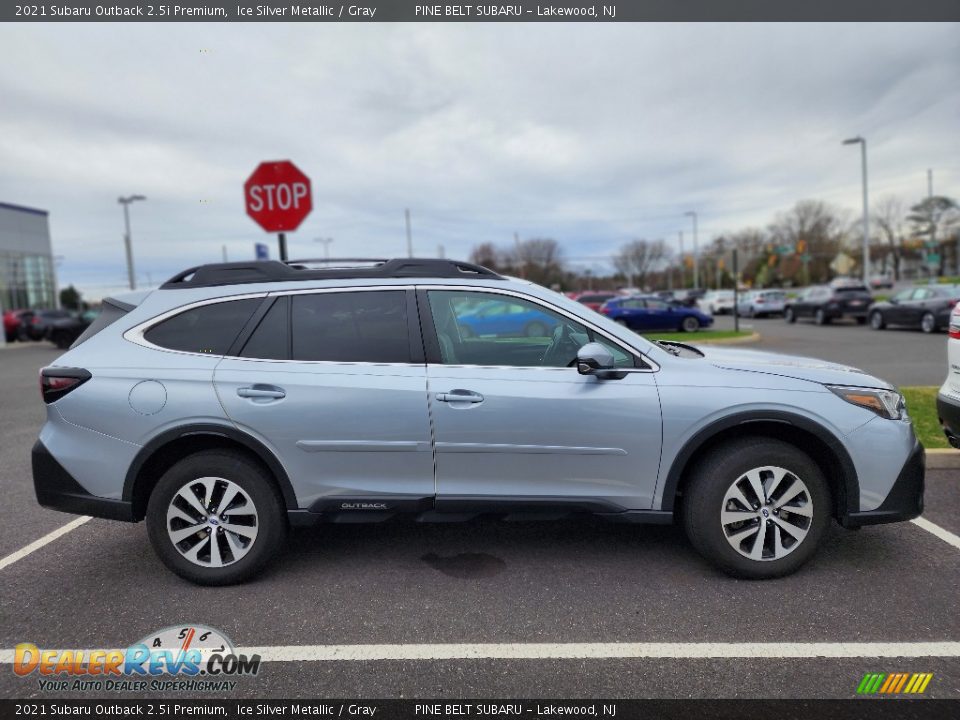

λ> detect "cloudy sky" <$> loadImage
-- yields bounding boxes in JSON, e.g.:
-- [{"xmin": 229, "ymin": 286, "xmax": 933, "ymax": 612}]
[{"xmin": 1, "ymin": 22, "xmax": 957, "ymax": 297}]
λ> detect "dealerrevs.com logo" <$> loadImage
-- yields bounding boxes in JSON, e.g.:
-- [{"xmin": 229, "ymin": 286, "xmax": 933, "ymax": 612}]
[{"xmin": 13, "ymin": 624, "xmax": 260, "ymax": 693}]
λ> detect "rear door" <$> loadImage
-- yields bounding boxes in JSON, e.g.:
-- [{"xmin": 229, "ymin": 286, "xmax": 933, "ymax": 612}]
[{"xmin": 214, "ymin": 288, "xmax": 434, "ymax": 512}]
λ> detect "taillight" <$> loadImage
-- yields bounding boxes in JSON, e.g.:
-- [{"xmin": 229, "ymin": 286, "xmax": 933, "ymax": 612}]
[
  {"xmin": 600, "ymin": 306, "xmax": 611, "ymax": 314},
  {"xmin": 39, "ymin": 368, "xmax": 91, "ymax": 404}
]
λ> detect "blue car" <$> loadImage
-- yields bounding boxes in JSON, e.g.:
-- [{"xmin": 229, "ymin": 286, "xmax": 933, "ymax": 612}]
[
  {"xmin": 457, "ymin": 299, "xmax": 559, "ymax": 338},
  {"xmin": 600, "ymin": 295, "xmax": 713, "ymax": 332}
]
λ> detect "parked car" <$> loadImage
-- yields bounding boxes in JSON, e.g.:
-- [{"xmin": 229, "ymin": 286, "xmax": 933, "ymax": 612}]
[
  {"xmin": 699, "ymin": 290, "xmax": 736, "ymax": 315},
  {"xmin": 737, "ymin": 290, "xmax": 787, "ymax": 318},
  {"xmin": 572, "ymin": 292, "xmax": 619, "ymax": 312},
  {"xmin": 3, "ymin": 308, "xmax": 30, "ymax": 342},
  {"xmin": 784, "ymin": 282, "xmax": 872, "ymax": 325},
  {"xmin": 456, "ymin": 299, "xmax": 558, "ymax": 337},
  {"xmin": 868, "ymin": 286, "xmax": 959, "ymax": 334},
  {"xmin": 937, "ymin": 303, "xmax": 960, "ymax": 448},
  {"xmin": 32, "ymin": 258, "xmax": 922, "ymax": 585},
  {"xmin": 45, "ymin": 309, "xmax": 100, "ymax": 349},
  {"xmin": 18, "ymin": 309, "xmax": 75, "ymax": 341},
  {"xmin": 671, "ymin": 288, "xmax": 707, "ymax": 308},
  {"xmin": 869, "ymin": 274, "xmax": 895, "ymax": 290},
  {"xmin": 600, "ymin": 295, "xmax": 714, "ymax": 332}
]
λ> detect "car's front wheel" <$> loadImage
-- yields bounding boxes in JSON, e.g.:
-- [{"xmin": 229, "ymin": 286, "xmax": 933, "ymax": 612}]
[
  {"xmin": 921, "ymin": 312, "xmax": 937, "ymax": 334},
  {"xmin": 146, "ymin": 450, "xmax": 287, "ymax": 585},
  {"xmin": 815, "ymin": 308, "xmax": 829, "ymax": 325},
  {"xmin": 682, "ymin": 438, "xmax": 831, "ymax": 579},
  {"xmin": 784, "ymin": 307, "xmax": 796, "ymax": 323},
  {"xmin": 870, "ymin": 311, "xmax": 885, "ymax": 330}
]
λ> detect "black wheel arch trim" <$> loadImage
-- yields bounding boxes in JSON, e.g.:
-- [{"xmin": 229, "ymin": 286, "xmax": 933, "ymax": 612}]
[
  {"xmin": 122, "ymin": 423, "xmax": 298, "ymax": 512},
  {"xmin": 658, "ymin": 410, "xmax": 859, "ymax": 518}
]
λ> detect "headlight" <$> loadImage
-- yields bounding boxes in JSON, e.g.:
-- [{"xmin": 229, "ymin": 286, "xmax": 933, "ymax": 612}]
[{"xmin": 828, "ymin": 385, "xmax": 906, "ymax": 420}]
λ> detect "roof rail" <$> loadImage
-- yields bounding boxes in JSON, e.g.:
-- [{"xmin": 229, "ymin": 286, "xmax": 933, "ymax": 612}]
[{"xmin": 159, "ymin": 258, "xmax": 504, "ymax": 289}]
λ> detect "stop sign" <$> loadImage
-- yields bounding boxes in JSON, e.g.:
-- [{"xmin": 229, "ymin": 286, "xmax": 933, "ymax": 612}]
[{"xmin": 244, "ymin": 160, "xmax": 312, "ymax": 232}]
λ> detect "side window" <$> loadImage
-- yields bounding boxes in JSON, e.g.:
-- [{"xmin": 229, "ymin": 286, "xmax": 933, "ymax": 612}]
[
  {"xmin": 240, "ymin": 296, "xmax": 289, "ymax": 360},
  {"xmin": 892, "ymin": 289, "xmax": 912, "ymax": 302},
  {"xmin": 621, "ymin": 299, "xmax": 642, "ymax": 309},
  {"xmin": 291, "ymin": 290, "xmax": 410, "ymax": 363},
  {"xmin": 427, "ymin": 290, "xmax": 636, "ymax": 369},
  {"xmin": 144, "ymin": 298, "xmax": 261, "ymax": 355},
  {"xmin": 644, "ymin": 299, "xmax": 669, "ymax": 310}
]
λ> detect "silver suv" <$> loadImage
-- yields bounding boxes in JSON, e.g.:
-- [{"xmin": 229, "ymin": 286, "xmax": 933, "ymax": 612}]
[{"xmin": 32, "ymin": 258, "xmax": 924, "ymax": 584}]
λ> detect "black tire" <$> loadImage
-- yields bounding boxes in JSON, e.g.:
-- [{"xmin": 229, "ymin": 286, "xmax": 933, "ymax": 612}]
[
  {"xmin": 146, "ymin": 450, "xmax": 287, "ymax": 585},
  {"xmin": 525, "ymin": 321, "xmax": 547, "ymax": 337},
  {"xmin": 680, "ymin": 316, "xmax": 700, "ymax": 332},
  {"xmin": 682, "ymin": 438, "xmax": 831, "ymax": 579},
  {"xmin": 52, "ymin": 331, "xmax": 71, "ymax": 350},
  {"xmin": 814, "ymin": 308, "xmax": 829, "ymax": 325},
  {"xmin": 921, "ymin": 312, "xmax": 937, "ymax": 334},
  {"xmin": 614, "ymin": 318, "xmax": 630, "ymax": 327},
  {"xmin": 869, "ymin": 311, "xmax": 885, "ymax": 330},
  {"xmin": 784, "ymin": 307, "xmax": 796, "ymax": 324}
]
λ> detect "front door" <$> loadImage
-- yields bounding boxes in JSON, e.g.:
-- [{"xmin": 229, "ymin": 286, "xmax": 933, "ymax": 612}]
[
  {"xmin": 421, "ymin": 288, "xmax": 663, "ymax": 512},
  {"xmin": 214, "ymin": 289, "xmax": 434, "ymax": 512}
]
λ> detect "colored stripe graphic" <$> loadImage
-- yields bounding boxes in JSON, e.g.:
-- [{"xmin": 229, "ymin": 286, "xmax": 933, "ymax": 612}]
[{"xmin": 857, "ymin": 672, "xmax": 932, "ymax": 694}]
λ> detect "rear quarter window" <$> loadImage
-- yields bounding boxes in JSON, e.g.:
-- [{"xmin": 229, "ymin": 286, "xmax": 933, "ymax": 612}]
[{"xmin": 144, "ymin": 298, "xmax": 262, "ymax": 355}]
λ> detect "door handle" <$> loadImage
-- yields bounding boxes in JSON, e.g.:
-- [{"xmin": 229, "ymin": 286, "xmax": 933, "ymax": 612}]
[
  {"xmin": 237, "ymin": 385, "xmax": 286, "ymax": 400},
  {"xmin": 436, "ymin": 390, "xmax": 484, "ymax": 404}
]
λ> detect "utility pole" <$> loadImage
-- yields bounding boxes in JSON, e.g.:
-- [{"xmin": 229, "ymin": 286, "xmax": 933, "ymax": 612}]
[
  {"xmin": 118, "ymin": 195, "xmax": 146, "ymax": 290},
  {"xmin": 315, "ymin": 237, "xmax": 334, "ymax": 260},
  {"xmin": 678, "ymin": 230, "xmax": 685, "ymax": 288},
  {"xmin": 928, "ymin": 169, "xmax": 933, "ymax": 200},
  {"xmin": 514, "ymin": 232, "xmax": 525, "ymax": 279},
  {"xmin": 404, "ymin": 208, "xmax": 413, "ymax": 257},
  {"xmin": 684, "ymin": 211, "xmax": 699, "ymax": 289},
  {"xmin": 222, "ymin": 245, "xmax": 228, "ymax": 263},
  {"xmin": 842, "ymin": 136, "xmax": 870, "ymax": 284},
  {"xmin": 437, "ymin": 244, "xmax": 445, "ymax": 259}
]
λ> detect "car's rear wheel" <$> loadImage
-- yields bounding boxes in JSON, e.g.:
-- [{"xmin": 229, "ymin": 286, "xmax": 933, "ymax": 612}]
[
  {"xmin": 784, "ymin": 307, "xmax": 795, "ymax": 323},
  {"xmin": 921, "ymin": 312, "xmax": 937, "ymax": 334},
  {"xmin": 615, "ymin": 318, "xmax": 629, "ymax": 327},
  {"xmin": 870, "ymin": 311, "xmax": 885, "ymax": 330},
  {"xmin": 682, "ymin": 438, "xmax": 830, "ymax": 579},
  {"xmin": 146, "ymin": 450, "xmax": 287, "ymax": 585},
  {"xmin": 51, "ymin": 331, "xmax": 71, "ymax": 349},
  {"xmin": 815, "ymin": 308, "xmax": 829, "ymax": 325},
  {"xmin": 681, "ymin": 316, "xmax": 700, "ymax": 332}
]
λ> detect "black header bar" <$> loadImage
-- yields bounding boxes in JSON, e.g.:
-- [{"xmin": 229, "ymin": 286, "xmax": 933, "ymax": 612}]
[{"xmin": 4, "ymin": 0, "xmax": 959, "ymax": 22}]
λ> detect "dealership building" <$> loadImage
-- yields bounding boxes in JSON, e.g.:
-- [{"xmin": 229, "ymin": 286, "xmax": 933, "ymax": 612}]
[{"xmin": 0, "ymin": 201, "xmax": 57, "ymax": 312}]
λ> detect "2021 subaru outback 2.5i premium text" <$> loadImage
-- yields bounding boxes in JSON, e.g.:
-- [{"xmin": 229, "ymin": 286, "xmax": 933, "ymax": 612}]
[{"xmin": 32, "ymin": 258, "xmax": 925, "ymax": 585}]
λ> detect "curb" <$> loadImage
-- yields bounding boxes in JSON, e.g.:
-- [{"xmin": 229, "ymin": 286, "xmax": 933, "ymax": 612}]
[
  {"xmin": 925, "ymin": 448, "xmax": 960, "ymax": 469},
  {"xmin": 692, "ymin": 331, "xmax": 761, "ymax": 346}
]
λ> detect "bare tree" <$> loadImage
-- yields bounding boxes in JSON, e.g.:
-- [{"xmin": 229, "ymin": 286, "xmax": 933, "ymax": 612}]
[
  {"xmin": 511, "ymin": 238, "xmax": 565, "ymax": 287},
  {"xmin": 469, "ymin": 242, "xmax": 502, "ymax": 272},
  {"xmin": 613, "ymin": 239, "xmax": 669, "ymax": 289},
  {"xmin": 908, "ymin": 196, "xmax": 960, "ymax": 275},
  {"xmin": 768, "ymin": 200, "xmax": 850, "ymax": 283},
  {"xmin": 873, "ymin": 195, "xmax": 906, "ymax": 280}
]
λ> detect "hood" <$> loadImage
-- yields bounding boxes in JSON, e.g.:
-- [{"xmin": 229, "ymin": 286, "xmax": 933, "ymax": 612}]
[{"xmin": 691, "ymin": 345, "xmax": 895, "ymax": 390}]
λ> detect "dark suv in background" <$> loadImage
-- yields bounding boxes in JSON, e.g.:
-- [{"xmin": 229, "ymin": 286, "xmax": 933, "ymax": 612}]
[{"xmin": 784, "ymin": 280, "xmax": 873, "ymax": 325}]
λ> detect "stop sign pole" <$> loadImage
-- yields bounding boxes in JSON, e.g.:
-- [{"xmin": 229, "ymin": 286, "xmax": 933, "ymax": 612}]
[{"xmin": 243, "ymin": 160, "xmax": 313, "ymax": 261}]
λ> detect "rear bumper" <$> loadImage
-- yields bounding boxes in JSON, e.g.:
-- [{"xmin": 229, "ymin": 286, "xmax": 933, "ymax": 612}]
[
  {"xmin": 32, "ymin": 440, "xmax": 135, "ymax": 522},
  {"xmin": 841, "ymin": 440, "xmax": 924, "ymax": 528},
  {"xmin": 937, "ymin": 392, "xmax": 960, "ymax": 449}
]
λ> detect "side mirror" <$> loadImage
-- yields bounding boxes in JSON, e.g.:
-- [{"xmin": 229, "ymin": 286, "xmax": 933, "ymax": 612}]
[{"xmin": 577, "ymin": 343, "xmax": 625, "ymax": 380}]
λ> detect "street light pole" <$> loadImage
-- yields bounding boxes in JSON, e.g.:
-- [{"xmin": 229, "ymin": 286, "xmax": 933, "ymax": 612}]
[
  {"xmin": 684, "ymin": 211, "xmax": 699, "ymax": 289},
  {"xmin": 117, "ymin": 195, "xmax": 146, "ymax": 290},
  {"xmin": 315, "ymin": 237, "xmax": 334, "ymax": 260},
  {"xmin": 843, "ymin": 136, "xmax": 870, "ymax": 284}
]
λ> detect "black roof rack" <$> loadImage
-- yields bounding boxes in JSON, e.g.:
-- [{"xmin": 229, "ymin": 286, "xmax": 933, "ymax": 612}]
[{"xmin": 159, "ymin": 258, "xmax": 505, "ymax": 289}]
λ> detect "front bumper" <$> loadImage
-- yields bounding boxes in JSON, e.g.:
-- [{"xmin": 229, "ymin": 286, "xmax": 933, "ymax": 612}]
[
  {"xmin": 32, "ymin": 440, "xmax": 135, "ymax": 522},
  {"xmin": 937, "ymin": 392, "xmax": 960, "ymax": 449},
  {"xmin": 841, "ymin": 439, "xmax": 924, "ymax": 528}
]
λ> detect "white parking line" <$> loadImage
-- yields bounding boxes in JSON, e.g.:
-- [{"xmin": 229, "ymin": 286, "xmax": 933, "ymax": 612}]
[
  {"xmin": 912, "ymin": 517, "xmax": 960, "ymax": 552},
  {"xmin": 2, "ymin": 641, "xmax": 959, "ymax": 663},
  {"xmin": 0, "ymin": 516, "xmax": 91, "ymax": 572}
]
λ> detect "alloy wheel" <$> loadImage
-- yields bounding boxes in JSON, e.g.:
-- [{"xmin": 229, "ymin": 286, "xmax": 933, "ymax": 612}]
[
  {"xmin": 921, "ymin": 313, "xmax": 936, "ymax": 334},
  {"xmin": 720, "ymin": 465, "xmax": 813, "ymax": 561},
  {"xmin": 166, "ymin": 476, "xmax": 259, "ymax": 568}
]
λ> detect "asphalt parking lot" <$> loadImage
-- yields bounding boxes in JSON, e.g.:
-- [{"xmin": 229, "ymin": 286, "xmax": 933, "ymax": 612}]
[{"xmin": 1, "ymin": 330, "xmax": 958, "ymax": 701}]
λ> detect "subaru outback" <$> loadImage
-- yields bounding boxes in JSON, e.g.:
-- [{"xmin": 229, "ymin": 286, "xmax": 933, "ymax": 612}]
[{"xmin": 32, "ymin": 258, "xmax": 924, "ymax": 584}]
